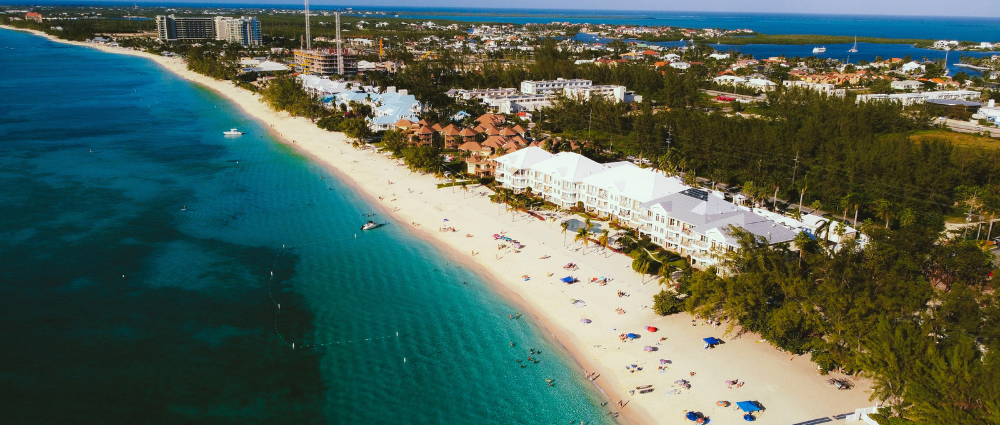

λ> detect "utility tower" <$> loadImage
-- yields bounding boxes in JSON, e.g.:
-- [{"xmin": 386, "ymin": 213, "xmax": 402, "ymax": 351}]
[
  {"xmin": 304, "ymin": 0, "xmax": 310, "ymax": 50},
  {"xmin": 335, "ymin": 11, "xmax": 344, "ymax": 75}
]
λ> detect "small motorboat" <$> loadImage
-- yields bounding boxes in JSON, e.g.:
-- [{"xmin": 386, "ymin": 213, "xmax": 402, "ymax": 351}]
[
  {"xmin": 224, "ymin": 128, "xmax": 244, "ymax": 136},
  {"xmin": 361, "ymin": 221, "xmax": 383, "ymax": 230}
]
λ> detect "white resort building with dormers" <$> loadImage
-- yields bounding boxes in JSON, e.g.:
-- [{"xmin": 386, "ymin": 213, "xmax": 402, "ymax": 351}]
[{"xmin": 494, "ymin": 149, "xmax": 856, "ymax": 268}]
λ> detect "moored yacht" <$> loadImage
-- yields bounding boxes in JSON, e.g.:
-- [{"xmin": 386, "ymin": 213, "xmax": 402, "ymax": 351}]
[
  {"xmin": 361, "ymin": 221, "xmax": 382, "ymax": 230},
  {"xmin": 223, "ymin": 128, "xmax": 243, "ymax": 136},
  {"xmin": 812, "ymin": 46, "xmax": 827, "ymax": 54}
]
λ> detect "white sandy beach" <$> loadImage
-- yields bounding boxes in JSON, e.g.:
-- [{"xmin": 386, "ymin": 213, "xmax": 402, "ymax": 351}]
[{"xmin": 6, "ymin": 26, "xmax": 876, "ymax": 425}]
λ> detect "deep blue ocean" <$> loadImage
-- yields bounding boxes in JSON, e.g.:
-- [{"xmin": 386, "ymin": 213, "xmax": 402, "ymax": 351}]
[
  {"xmin": 376, "ymin": 8, "xmax": 1000, "ymax": 41},
  {"xmin": 0, "ymin": 28, "xmax": 614, "ymax": 424},
  {"xmin": 23, "ymin": 2, "xmax": 1000, "ymax": 40},
  {"xmin": 572, "ymin": 34, "xmax": 995, "ymax": 76}
]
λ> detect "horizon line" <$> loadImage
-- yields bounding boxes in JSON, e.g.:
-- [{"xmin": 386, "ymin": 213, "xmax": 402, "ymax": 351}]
[{"xmin": 11, "ymin": 1, "xmax": 1000, "ymax": 19}]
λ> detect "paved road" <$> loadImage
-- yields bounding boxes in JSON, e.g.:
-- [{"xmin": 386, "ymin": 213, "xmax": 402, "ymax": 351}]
[{"xmin": 934, "ymin": 118, "xmax": 1000, "ymax": 137}]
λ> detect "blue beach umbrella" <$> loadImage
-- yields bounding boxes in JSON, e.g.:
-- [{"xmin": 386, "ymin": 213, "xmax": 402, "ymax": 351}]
[{"xmin": 685, "ymin": 411, "xmax": 698, "ymax": 421}]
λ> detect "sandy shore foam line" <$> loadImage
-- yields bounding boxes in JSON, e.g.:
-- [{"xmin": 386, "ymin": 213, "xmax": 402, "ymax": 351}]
[{"xmin": 4, "ymin": 25, "xmax": 876, "ymax": 425}]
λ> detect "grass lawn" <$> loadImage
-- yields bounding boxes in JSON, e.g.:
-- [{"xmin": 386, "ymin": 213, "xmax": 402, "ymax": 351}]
[{"xmin": 910, "ymin": 130, "xmax": 1000, "ymax": 150}]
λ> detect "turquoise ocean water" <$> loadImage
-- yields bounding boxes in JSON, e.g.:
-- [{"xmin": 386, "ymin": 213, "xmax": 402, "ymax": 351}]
[{"xmin": 0, "ymin": 28, "xmax": 614, "ymax": 424}]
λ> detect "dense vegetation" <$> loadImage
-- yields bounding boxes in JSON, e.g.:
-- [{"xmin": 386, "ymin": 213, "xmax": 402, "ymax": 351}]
[
  {"xmin": 185, "ymin": 45, "xmax": 239, "ymax": 80},
  {"xmin": 365, "ymin": 38, "xmax": 705, "ymax": 107},
  {"xmin": 654, "ymin": 225, "xmax": 999, "ymax": 423},
  {"xmin": 1, "ymin": 14, "xmax": 152, "ymax": 41}
]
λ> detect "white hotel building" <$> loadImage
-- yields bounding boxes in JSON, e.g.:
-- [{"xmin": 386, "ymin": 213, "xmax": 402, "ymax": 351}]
[
  {"xmin": 495, "ymin": 149, "xmax": 609, "ymax": 208},
  {"xmin": 521, "ymin": 78, "xmax": 593, "ymax": 94},
  {"xmin": 495, "ymin": 148, "xmax": 839, "ymax": 267}
]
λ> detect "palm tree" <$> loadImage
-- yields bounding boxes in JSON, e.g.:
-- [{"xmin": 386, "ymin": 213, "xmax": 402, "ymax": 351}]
[
  {"xmin": 658, "ymin": 262, "xmax": 680, "ymax": 288},
  {"xmin": 839, "ymin": 197, "xmax": 852, "ymax": 223},
  {"xmin": 850, "ymin": 192, "xmax": 864, "ymax": 227},
  {"xmin": 597, "ymin": 229, "xmax": 610, "ymax": 256},
  {"xmin": 460, "ymin": 181, "xmax": 469, "ymax": 198},
  {"xmin": 872, "ymin": 199, "xmax": 895, "ymax": 229},
  {"xmin": 561, "ymin": 221, "xmax": 570, "ymax": 246},
  {"xmin": 797, "ymin": 179, "xmax": 808, "ymax": 210},
  {"xmin": 793, "ymin": 231, "xmax": 813, "ymax": 268},
  {"xmin": 982, "ymin": 193, "xmax": 1000, "ymax": 241},
  {"xmin": 575, "ymin": 227, "xmax": 590, "ymax": 255},
  {"xmin": 835, "ymin": 220, "xmax": 848, "ymax": 239},
  {"xmin": 584, "ymin": 217, "xmax": 593, "ymax": 233},
  {"xmin": 494, "ymin": 189, "xmax": 511, "ymax": 215}
]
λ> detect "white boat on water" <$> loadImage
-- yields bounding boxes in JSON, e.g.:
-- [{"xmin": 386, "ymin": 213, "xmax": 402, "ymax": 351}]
[
  {"xmin": 812, "ymin": 46, "xmax": 827, "ymax": 54},
  {"xmin": 361, "ymin": 221, "xmax": 382, "ymax": 230},
  {"xmin": 848, "ymin": 36, "xmax": 858, "ymax": 53},
  {"xmin": 224, "ymin": 128, "xmax": 244, "ymax": 136}
]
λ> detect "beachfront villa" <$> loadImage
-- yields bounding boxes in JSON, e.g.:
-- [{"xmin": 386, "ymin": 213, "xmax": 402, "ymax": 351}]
[
  {"xmin": 578, "ymin": 162, "xmax": 688, "ymax": 230},
  {"xmin": 642, "ymin": 188, "xmax": 798, "ymax": 266},
  {"xmin": 522, "ymin": 151, "xmax": 610, "ymax": 208},
  {"xmin": 494, "ymin": 147, "xmax": 556, "ymax": 191},
  {"xmin": 494, "ymin": 150, "xmax": 858, "ymax": 267}
]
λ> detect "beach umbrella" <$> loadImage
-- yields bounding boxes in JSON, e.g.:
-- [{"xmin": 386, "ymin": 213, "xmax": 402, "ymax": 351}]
[
  {"xmin": 736, "ymin": 401, "xmax": 762, "ymax": 412},
  {"xmin": 580, "ymin": 319, "xmax": 592, "ymax": 324},
  {"xmin": 561, "ymin": 276, "xmax": 575, "ymax": 283},
  {"xmin": 644, "ymin": 345, "xmax": 654, "ymax": 352},
  {"xmin": 743, "ymin": 414, "xmax": 756, "ymax": 421},
  {"xmin": 685, "ymin": 411, "xmax": 698, "ymax": 421},
  {"xmin": 646, "ymin": 326, "xmax": 658, "ymax": 332},
  {"xmin": 626, "ymin": 333, "xmax": 639, "ymax": 339},
  {"xmin": 703, "ymin": 337, "xmax": 721, "ymax": 345}
]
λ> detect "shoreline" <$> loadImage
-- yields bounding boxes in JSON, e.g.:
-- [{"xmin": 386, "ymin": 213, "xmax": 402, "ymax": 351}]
[{"xmin": 4, "ymin": 25, "xmax": 876, "ymax": 425}]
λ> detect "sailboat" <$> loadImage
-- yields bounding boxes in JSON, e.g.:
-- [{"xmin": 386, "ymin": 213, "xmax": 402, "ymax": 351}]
[{"xmin": 848, "ymin": 36, "xmax": 858, "ymax": 53}]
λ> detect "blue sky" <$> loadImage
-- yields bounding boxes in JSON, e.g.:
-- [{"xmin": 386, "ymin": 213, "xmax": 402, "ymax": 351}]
[{"xmin": 158, "ymin": 0, "xmax": 999, "ymax": 18}]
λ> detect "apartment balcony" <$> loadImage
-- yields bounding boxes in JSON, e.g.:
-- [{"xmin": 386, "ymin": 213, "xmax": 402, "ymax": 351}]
[
  {"xmin": 681, "ymin": 238, "xmax": 708, "ymax": 249},
  {"xmin": 597, "ymin": 193, "xmax": 608, "ymax": 200}
]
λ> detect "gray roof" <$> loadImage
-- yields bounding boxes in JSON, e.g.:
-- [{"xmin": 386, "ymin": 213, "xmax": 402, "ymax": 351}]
[
  {"xmin": 642, "ymin": 188, "xmax": 798, "ymax": 245},
  {"xmin": 926, "ymin": 98, "xmax": 981, "ymax": 107}
]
